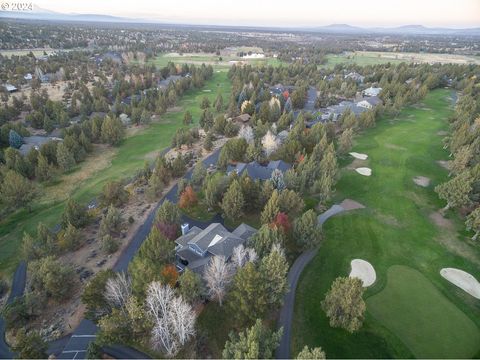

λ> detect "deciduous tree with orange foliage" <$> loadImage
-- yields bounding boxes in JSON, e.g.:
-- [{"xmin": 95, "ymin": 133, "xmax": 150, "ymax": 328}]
[
  {"xmin": 178, "ymin": 185, "xmax": 198, "ymax": 209},
  {"xmin": 161, "ymin": 264, "xmax": 179, "ymax": 287}
]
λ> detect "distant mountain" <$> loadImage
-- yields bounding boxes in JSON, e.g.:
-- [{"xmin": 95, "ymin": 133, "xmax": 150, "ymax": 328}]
[
  {"xmin": 1, "ymin": 9, "xmax": 479, "ymax": 36},
  {"xmin": 313, "ymin": 23, "xmax": 480, "ymax": 36},
  {"xmin": 0, "ymin": 7, "xmax": 143, "ymax": 23}
]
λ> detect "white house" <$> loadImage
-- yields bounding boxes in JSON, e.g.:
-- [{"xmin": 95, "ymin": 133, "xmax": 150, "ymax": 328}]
[
  {"xmin": 356, "ymin": 96, "xmax": 383, "ymax": 109},
  {"xmin": 3, "ymin": 84, "xmax": 17, "ymax": 93},
  {"xmin": 24, "ymin": 73, "xmax": 33, "ymax": 81},
  {"xmin": 345, "ymin": 72, "xmax": 365, "ymax": 83},
  {"xmin": 363, "ymin": 87, "xmax": 382, "ymax": 97}
]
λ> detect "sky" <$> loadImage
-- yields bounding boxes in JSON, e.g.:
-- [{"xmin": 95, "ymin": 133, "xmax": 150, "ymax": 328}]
[{"xmin": 35, "ymin": 0, "xmax": 480, "ymax": 28}]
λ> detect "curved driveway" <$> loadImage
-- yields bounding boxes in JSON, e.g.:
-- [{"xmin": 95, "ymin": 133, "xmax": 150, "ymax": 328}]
[{"xmin": 275, "ymin": 203, "xmax": 349, "ymax": 359}]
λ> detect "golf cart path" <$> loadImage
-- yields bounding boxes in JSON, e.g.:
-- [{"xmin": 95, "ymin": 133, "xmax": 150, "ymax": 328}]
[{"xmin": 276, "ymin": 200, "xmax": 365, "ymax": 359}]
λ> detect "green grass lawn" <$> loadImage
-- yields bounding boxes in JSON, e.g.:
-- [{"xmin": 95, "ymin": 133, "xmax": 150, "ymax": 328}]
[
  {"xmin": 0, "ymin": 71, "xmax": 231, "ymax": 276},
  {"xmin": 139, "ymin": 53, "xmax": 285, "ymax": 70},
  {"xmin": 292, "ymin": 89, "xmax": 480, "ymax": 359},
  {"xmin": 323, "ymin": 52, "xmax": 405, "ymax": 68}
]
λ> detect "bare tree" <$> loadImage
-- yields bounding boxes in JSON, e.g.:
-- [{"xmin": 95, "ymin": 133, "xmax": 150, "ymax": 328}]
[
  {"xmin": 104, "ymin": 272, "xmax": 131, "ymax": 309},
  {"xmin": 262, "ymin": 130, "xmax": 280, "ymax": 157},
  {"xmin": 203, "ymin": 255, "xmax": 233, "ymax": 306},
  {"xmin": 146, "ymin": 282, "xmax": 196, "ymax": 357},
  {"xmin": 232, "ymin": 244, "xmax": 258, "ymax": 269},
  {"xmin": 238, "ymin": 125, "xmax": 254, "ymax": 144}
]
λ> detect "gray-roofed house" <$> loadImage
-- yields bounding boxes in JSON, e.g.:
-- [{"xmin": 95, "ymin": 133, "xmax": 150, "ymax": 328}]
[
  {"xmin": 345, "ymin": 72, "xmax": 365, "ymax": 83},
  {"xmin": 3, "ymin": 84, "xmax": 17, "ymax": 93},
  {"xmin": 227, "ymin": 160, "xmax": 291, "ymax": 180},
  {"xmin": 356, "ymin": 96, "xmax": 383, "ymax": 109},
  {"xmin": 175, "ymin": 222, "xmax": 257, "ymax": 273},
  {"xmin": 363, "ymin": 86, "xmax": 382, "ymax": 97},
  {"xmin": 19, "ymin": 135, "xmax": 62, "ymax": 156}
]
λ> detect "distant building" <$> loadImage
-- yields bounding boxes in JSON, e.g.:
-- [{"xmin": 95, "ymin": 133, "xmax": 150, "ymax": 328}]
[
  {"xmin": 363, "ymin": 87, "xmax": 382, "ymax": 97},
  {"xmin": 175, "ymin": 223, "xmax": 257, "ymax": 273},
  {"xmin": 345, "ymin": 72, "xmax": 365, "ymax": 83},
  {"xmin": 232, "ymin": 113, "xmax": 252, "ymax": 125},
  {"xmin": 356, "ymin": 96, "xmax": 383, "ymax": 109},
  {"xmin": 3, "ymin": 84, "xmax": 17, "ymax": 93},
  {"xmin": 19, "ymin": 136, "xmax": 62, "ymax": 156},
  {"xmin": 227, "ymin": 160, "xmax": 291, "ymax": 180},
  {"xmin": 157, "ymin": 75, "xmax": 183, "ymax": 90}
]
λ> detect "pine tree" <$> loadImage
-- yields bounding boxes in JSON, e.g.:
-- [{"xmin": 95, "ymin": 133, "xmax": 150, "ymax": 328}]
[
  {"xmin": 322, "ymin": 277, "xmax": 366, "ymax": 333},
  {"xmin": 466, "ymin": 207, "xmax": 480, "ymax": 241},
  {"xmin": 191, "ymin": 161, "xmax": 207, "ymax": 188},
  {"xmin": 56, "ymin": 142, "xmax": 76, "ymax": 172},
  {"xmin": 222, "ymin": 319, "xmax": 282, "ymax": 359},
  {"xmin": 294, "ymin": 210, "xmax": 322, "ymax": 250},
  {"xmin": 183, "ymin": 111, "xmax": 193, "ymax": 125},
  {"xmin": 259, "ymin": 244, "xmax": 289, "ymax": 307},
  {"xmin": 338, "ymin": 128, "xmax": 354, "ymax": 155},
  {"xmin": 0, "ymin": 170, "xmax": 36, "ymax": 211},
  {"xmin": 35, "ymin": 153, "xmax": 54, "ymax": 182},
  {"xmin": 296, "ymin": 346, "xmax": 326, "ymax": 359},
  {"xmin": 101, "ymin": 115, "xmax": 125, "ymax": 145},
  {"xmin": 435, "ymin": 171, "xmax": 473, "ymax": 210},
  {"xmin": 229, "ymin": 262, "xmax": 268, "ymax": 324},
  {"xmin": 62, "ymin": 198, "xmax": 88, "ymax": 228},
  {"xmin": 221, "ymin": 180, "xmax": 245, "ymax": 220},
  {"xmin": 8, "ymin": 129, "xmax": 23, "ymax": 149},
  {"xmin": 261, "ymin": 189, "xmax": 280, "ymax": 224}
]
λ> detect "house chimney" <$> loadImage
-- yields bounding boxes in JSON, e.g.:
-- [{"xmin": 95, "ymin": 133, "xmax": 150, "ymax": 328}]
[{"xmin": 181, "ymin": 223, "xmax": 189, "ymax": 235}]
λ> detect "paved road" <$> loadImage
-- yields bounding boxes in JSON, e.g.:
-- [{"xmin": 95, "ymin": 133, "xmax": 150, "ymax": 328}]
[
  {"xmin": 103, "ymin": 344, "xmax": 150, "ymax": 359},
  {"xmin": 0, "ymin": 261, "xmax": 27, "ymax": 359},
  {"xmin": 0, "ymin": 319, "xmax": 13, "ymax": 359},
  {"xmin": 275, "ymin": 247, "xmax": 318, "ymax": 359},
  {"xmin": 275, "ymin": 203, "xmax": 349, "ymax": 359}
]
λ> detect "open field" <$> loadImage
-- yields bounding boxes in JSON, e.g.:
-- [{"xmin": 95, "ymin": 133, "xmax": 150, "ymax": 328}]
[
  {"xmin": 292, "ymin": 89, "xmax": 480, "ymax": 358},
  {"xmin": 0, "ymin": 48, "xmax": 62, "ymax": 57},
  {"xmin": 134, "ymin": 51, "xmax": 285, "ymax": 69},
  {"xmin": 324, "ymin": 51, "xmax": 480, "ymax": 68},
  {"xmin": 0, "ymin": 71, "xmax": 231, "ymax": 276}
]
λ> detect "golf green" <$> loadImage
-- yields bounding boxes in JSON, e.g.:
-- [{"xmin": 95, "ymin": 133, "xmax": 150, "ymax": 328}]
[{"xmin": 368, "ymin": 265, "xmax": 480, "ymax": 358}]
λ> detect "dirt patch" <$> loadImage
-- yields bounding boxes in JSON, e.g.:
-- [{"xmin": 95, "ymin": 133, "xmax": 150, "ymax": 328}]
[
  {"xmin": 167, "ymin": 106, "xmax": 182, "ymax": 113},
  {"xmin": 437, "ymin": 130, "xmax": 448, "ymax": 136},
  {"xmin": 413, "ymin": 176, "xmax": 430, "ymax": 187},
  {"xmin": 339, "ymin": 199, "xmax": 366, "ymax": 211},
  {"xmin": 437, "ymin": 160, "xmax": 450, "ymax": 170},
  {"xmin": 385, "ymin": 143, "xmax": 407, "ymax": 151},
  {"xmin": 429, "ymin": 211, "xmax": 454, "ymax": 230},
  {"xmin": 435, "ymin": 233, "xmax": 480, "ymax": 266}
]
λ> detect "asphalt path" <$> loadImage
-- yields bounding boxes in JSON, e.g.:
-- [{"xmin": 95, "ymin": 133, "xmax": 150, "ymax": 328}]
[
  {"xmin": 275, "ymin": 203, "xmax": 348, "ymax": 359},
  {"xmin": 0, "ymin": 261, "xmax": 27, "ymax": 359}
]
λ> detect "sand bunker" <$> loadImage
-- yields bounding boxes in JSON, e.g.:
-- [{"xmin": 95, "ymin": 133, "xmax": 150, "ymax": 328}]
[
  {"xmin": 349, "ymin": 152, "xmax": 368, "ymax": 160},
  {"xmin": 350, "ymin": 259, "xmax": 376, "ymax": 287},
  {"xmin": 413, "ymin": 176, "xmax": 430, "ymax": 187},
  {"xmin": 440, "ymin": 268, "xmax": 480, "ymax": 299},
  {"xmin": 355, "ymin": 167, "xmax": 372, "ymax": 176}
]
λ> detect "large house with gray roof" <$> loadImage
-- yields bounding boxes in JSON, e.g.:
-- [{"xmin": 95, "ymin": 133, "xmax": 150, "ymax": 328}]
[
  {"xmin": 227, "ymin": 160, "xmax": 291, "ymax": 180},
  {"xmin": 175, "ymin": 223, "xmax": 257, "ymax": 273}
]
